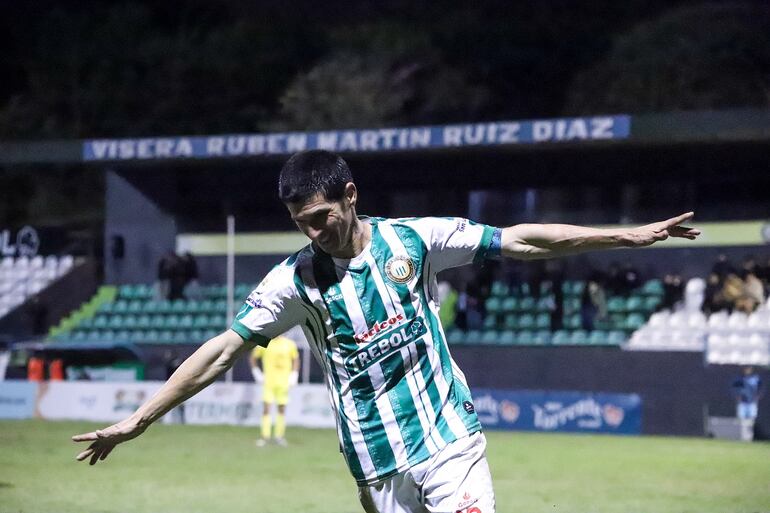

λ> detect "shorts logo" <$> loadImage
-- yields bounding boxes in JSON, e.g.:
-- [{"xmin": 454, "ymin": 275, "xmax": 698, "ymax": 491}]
[{"xmin": 385, "ymin": 256, "xmax": 415, "ymax": 284}]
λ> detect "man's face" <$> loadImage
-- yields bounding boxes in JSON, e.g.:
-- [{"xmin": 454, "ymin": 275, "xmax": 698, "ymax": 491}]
[{"xmin": 286, "ymin": 188, "xmax": 356, "ymax": 255}]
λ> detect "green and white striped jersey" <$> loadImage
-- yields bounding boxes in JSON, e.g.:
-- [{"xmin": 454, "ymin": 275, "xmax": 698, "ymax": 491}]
[{"xmin": 231, "ymin": 216, "xmax": 501, "ymax": 485}]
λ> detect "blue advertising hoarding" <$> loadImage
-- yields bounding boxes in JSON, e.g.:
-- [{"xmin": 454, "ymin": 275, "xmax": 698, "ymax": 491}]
[
  {"xmin": 0, "ymin": 380, "xmax": 38, "ymax": 419},
  {"xmin": 470, "ymin": 389, "xmax": 641, "ymax": 435},
  {"xmin": 83, "ymin": 115, "xmax": 630, "ymax": 161}
]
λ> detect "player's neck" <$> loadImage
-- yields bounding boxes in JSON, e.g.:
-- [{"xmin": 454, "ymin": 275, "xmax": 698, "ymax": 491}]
[{"xmin": 332, "ymin": 216, "xmax": 371, "ymax": 259}]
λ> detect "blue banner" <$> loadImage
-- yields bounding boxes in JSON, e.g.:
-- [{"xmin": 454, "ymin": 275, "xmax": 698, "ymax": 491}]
[
  {"xmin": 470, "ymin": 388, "xmax": 641, "ymax": 435},
  {"xmin": 0, "ymin": 381, "xmax": 38, "ymax": 419},
  {"xmin": 82, "ymin": 115, "xmax": 630, "ymax": 162}
]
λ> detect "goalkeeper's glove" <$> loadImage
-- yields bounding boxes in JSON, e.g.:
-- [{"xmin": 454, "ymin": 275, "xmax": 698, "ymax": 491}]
[
  {"xmin": 251, "ymin": 366, "xmax": 264, "ymax": 383},
  {"xmin": 289, "ymin": 370, "xmax": 299, "ymax": 386}
]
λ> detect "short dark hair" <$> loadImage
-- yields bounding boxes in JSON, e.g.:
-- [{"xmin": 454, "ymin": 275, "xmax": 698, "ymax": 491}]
[{"xmin": 278, "ymin": 150, "xmax": 353, "ymax": 203}]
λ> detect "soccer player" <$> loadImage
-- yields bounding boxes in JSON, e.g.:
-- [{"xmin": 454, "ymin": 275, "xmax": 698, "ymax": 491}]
[
  {"xmin": 73, "ymin": 150, "xmax": 700, "ymax": 512},
  {"xmin": 250, "ymin": 334, "xmax": 300, "ymax": 446}
]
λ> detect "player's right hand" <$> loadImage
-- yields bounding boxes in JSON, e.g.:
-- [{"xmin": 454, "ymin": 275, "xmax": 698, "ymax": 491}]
[{"xmin": 72, "ymin": 417, "xmax": 146, "ymax": 465}]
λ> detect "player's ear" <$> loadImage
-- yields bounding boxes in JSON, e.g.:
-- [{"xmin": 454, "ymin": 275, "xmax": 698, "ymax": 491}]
[{"xmin": 344, "ymin": 182, "xmax": 357, "ymax": 208}]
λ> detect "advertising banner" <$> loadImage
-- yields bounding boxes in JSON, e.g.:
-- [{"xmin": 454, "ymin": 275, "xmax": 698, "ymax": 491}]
[
  {"xmin": 83, "ymin": 115, "xmax": 630, "ymax": 161},
  {"xmin": 0, "ymin": 380, "xmax": 38, "ymax": 419},
  {"xmin": 471, "ymin": 388, "xmax": 641, "ymax": 435}
]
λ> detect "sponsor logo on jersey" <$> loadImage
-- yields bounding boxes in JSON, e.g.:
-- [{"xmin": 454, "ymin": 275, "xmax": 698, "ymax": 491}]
[
  {"xmin": 385, "ymin": 255, "xmax": 415, "ymax": 284},
  {"xmin": 345, "ymin": 317, "xmax": 427, "ymax": 374},
  {"xmin": 456, "ymin": 491, "xmax": 479, "ymax": 510},
  {"xmin": 245, "ymin": 292, "xmax": 263, "ymax": 309},
  {"xmin": 463, "ymin": 401, "xmax": 475, "ymax": 414},
  {"xmin": 354, "ymin": 314, "xmax": 405, "ymax": 343}
]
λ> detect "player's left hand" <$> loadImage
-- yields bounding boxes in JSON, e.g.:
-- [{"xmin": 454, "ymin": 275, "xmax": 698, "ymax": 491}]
[
  {"xmin": 289, "ymin": 370, "xmax": 299, "ymax": 386},
  {"xmin": 621, "ymin": 212, "xmax": 700, "ymax": 247}
]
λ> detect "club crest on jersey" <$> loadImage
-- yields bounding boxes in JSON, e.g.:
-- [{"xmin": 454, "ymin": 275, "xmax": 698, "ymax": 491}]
[{"xmin": 385, "ymin": 255, "xmax": 415, "ymax": 284}]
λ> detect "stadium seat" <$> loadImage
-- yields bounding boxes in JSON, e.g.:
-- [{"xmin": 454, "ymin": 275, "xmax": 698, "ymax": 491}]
[
  {"xmin": 483, "ymin": 315, "xmax": 498, "ymax": 330},
  {"xmin": 516, "ymin": 330, "xmax": 535, "ymax": 345},
  {"xmin": 642, "ymin": 280, "xmax": 664, "ymax": 295},
  {"xmin": 500, "ymin": 297, "xmax": 517, "ymax": 313},
  {"xmin": 552, "ymin": 330, "xmax": 570, "ymax": 345},
  {"xmin": 447, "ymin": 329, "xmax": 464, "ymax": 345},
  {"xmin": 588, "ymin": 330, "xmax": 608, "ymax": 345},
  {"xmin": 607, "ymin": 297, "xmax": 626, "ymax": 313},
  {"xmin": 533, "ymin": 330, "xmax": 551, "ymax": 345},
  {"xmin": 490, "ymin": 281, "xmax": 509, "ymax": 297},
  {"xmin": 535, "ymin": 296, "xmax": 555, "ymax": 313},
  {"xmin": 518, "ymin": 297, "xmax": 535, "ymax": 313},
  {"xmin": 535, "ymin": 313, "xmax": 550, "ymax": 330},
  {"xmin": 498, "ymin": 330, "xmax": 516, "ymax": 345},
  {"xmin": 570, "ymin": 330, "xmax": 588, "ymax": 345},
  {"xmin": 607, "ymin": 330, "xmax": 627, "ymax": 345},
  {"xmin": 480, "ymin": 330, "xmax": 499, "ymax": 345},
  {"xmin": 563, "ymin": 297, "xmax": 581, "ymax": 315},
  {"xmin": 518, "ymin": 314, "xmax": 535, "ymax": 330}
]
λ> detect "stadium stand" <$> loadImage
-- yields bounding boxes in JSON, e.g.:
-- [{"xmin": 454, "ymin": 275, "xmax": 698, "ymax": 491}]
[
  {"xmin": 47, "ymin": 283, "xmax": 252, "ymax": 345},
  {"xmin": 0, "ymin": 255, "xmax": 76, "ymax": 319},
  {"xmin": 449, "ymin": 278, "xmax": 663, "ymax": 347}
]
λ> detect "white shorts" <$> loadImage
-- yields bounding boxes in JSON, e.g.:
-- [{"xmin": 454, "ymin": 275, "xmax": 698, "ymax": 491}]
[{"xmin": 358, "ymin": 431, "xmax": 495, "ymax": 513}]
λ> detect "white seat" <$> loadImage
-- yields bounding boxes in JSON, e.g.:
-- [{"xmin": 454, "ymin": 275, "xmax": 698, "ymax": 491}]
[
  {"xmin": 14, "ymin": 256, "xmax": 29, "ymax": 268},
  {"xmin": 44, "ymin": 255, "xmax": 58, "ymax": 268},
  {"xmin": 1, "ymin": 257, "xmax": 13, "ymax": 269},
  {"xmin": 649, "ymin": 311, "xmax": 670, "ymax": 327},
  {"xmin": 708, "ymin": 311, "xmax": 729, "ymax": 330},
  {"xmin": 30, "ymin": 256, "xmax": 44, "ymax": 268},
  {"xmin": 687, "ymin": 312, "xmax": 707, "ymax": 328},
  {"xmin": 727, "ymin": 312, "xmax": 749, "ymax": 330},
  {"xmin": 708, "ymin": 333, "xmax": 727, "ymax": 349},
  {"xmin": 58, "ymin": 255, "xmax": 74, "ymax": 273},
  {"xmin": 667, "ymin": 312, "xmax": 687, "ymax": 328}
]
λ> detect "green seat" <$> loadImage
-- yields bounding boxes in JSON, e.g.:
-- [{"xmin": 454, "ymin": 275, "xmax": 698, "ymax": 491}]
[
  {"xmin": 480, "ymin": 330, "xmax": 499, "ymax": 345},
  {"xmin": 190, "ymin": 329, "xmax": 206, "ymax": 342},
  {"xmin": 563, "ymin": 297, "xmax": 581, "ymax": 315},
  {"xmin": 235, "ymin": 284, "xmax": 252, "ymax": 299},
  {"xmin": 608, "ymin": 330, "xmax": 627, "ymax": 345},
  {"xmin": 113, "ymin": 300, "xmax": 129, "ymax": 314},
  {"xmin": 185, "ymin": 300, "xmax": 203, "ymax": 314},
  {"xmin": 157, "ymin": 300, "xmax": 173, "ymax": 314},
  {"xmin": 150, "ymin": 315, "xmax": 166, "ymax": 330},
  {"xmin": 193, "ymin": 314, "xmax": 210, "ymax": 329},
  {"xmin": 563, "ymin": 313, "xmax": 582, "ymax": 329},
  {"xmin": 535, "ymin": 313, "xmax": 550, "ymax": 330},
  {"xmin": 483, "ymin": 315, "xmax": 498, "ymax": 330},
  {"xmin": 518, "ymin": 283, "xmax": 532, "ymax": 297},
  {"xmin": 143, "ymin": 330, "xmax": 161, "ymax": 343},
  {"xmin": 203, "ymin": 329, "xmax": 219, "ymax": 340},
  {"xmin": 607, "ymin": 297, "xmax": 625, "ymax": 313},
  {"xmin": 199, "ymin": 300, "xmax": 216, "ymax": 314},
  {"xmin": 485, "ymin": 297, "xmax": 502, "ymax": 314},
  {"xmin": 625, "ymin": 295, "xmax": 644, "ymax": 312},
  {"xmin": 213, "ymin": 299, "xmax": 227, "ymax": 313},
  {"xmin": 625, "ymin": 313, "xmax": 646, "ymax": 331},
  {"xmin": 136, "ymin": 315, "xmax": 151, "ymax": 329},
  {"xmin": 491, "ymin": 281, "xmax": 509, "ymax": 297},
  {"xmin": 93, "ymin": 315, "xmax": 109, "ymax": 330},
  {"xmin": 518, "ymin": 297, "xmax": 535, "ymax": 313},
  {"xmin": 173, "ymin": 331, "xmax": 191, "ymax": 344},
  {"xmin": 142, "ymin": 300, "xmax": 161, "ymax": 313},
  {"xmin": 72, "ymin": 331, "xmax": 88, "ymax": 342},
  {"xmin": 179, "ymin": 315, "xmax": 194, "ymax": 329},
  {"xmin": 516, "ymin": 330, "xmax": 535, "ymax": 345},
  {"xmin": 447, "ymin": 329, "xmax": 464, "ymax": 345},
  {"xmin": 552, "ymin": 330, "xmax": 571, "ymax": 345},
  {"xmin": 570, "ymin": 330, "xmax": 588, "ymax": 345},
  {"xmin": 644, "ymin": 296, "xmax": 661, "ymax": 311},
  {"xmin": 498, "ymin": 330, "xmax": 516, "ymax": 345},
  {"xmin": 465, "ymin": 330, "xmax": 482, "ymax": 344},
  {"xmin": 78, "ymin": 318, "xmax": 95, "ymax": 330},
  {"xmin": 135, "ymin": 284, "xmax": 153, "ymax": 299},
  {"xmin": 539, "ymin": 281, "xmax": 553, "ymax": 296},
  {"xmin": 107, "ymin": 315, "xmax": 125, "ymax": 330},
  {"xmin": 208, "ymin": 314, "xmax": 226, "ymax": 330},
  {"xmin": 118, "ymin": 284, "xmax": 136, "ymax": 300},
  {"xmin": 165, "ymin": 315, "xmax": 181, "ymax": 329},
  {"xmin": 129, "ymin": 330, "xmax": 146, "ymax": 343},
  {"xmin": 642, "ymin": 280, "xmax": 664, "ymax": 295},
  {"xmin": 126, "ymin": 300, "xmax": 143, "ymax": 314},
  {"xmin": 518, "ymin": 314, "xmax": 535, "ymax": 330},
  {"xmin": 113, "ymin": 330, "xmax": 131, "ymax": 342},
  {"xmin": 158, "ymin": 331, "xmax": 174, "ymax": 343},
  {"xmin": 533, "ymin": 330, "xmax": 552, "ymax": 345},
  {"xmin": 588, "ymin": 330, "xmax": 608, "ymax": 345},
  {"xmin": 501, "ymin": 297, "xmax": 518, "ymax": 313},
  {"xmin": 571, "ymin": 281, "xmax": 586, "ymax": 296},
  {"xmin": 171, "ymin": 299, "xmax": 187, "ymax": 314},
  {"xmin": 503, "ymin": 314, "xmax": 518, "ymax": 330},
  {"xmin": 98, "ymin": 302, "xmax": 115, "ymax": 314},
  {"xmin": 122, "ymin": 315, "xmax": 139, "ymax": 330},
  {"xmin": 535, "ymin": 296, "xmax": 555, "ymax": 312}
]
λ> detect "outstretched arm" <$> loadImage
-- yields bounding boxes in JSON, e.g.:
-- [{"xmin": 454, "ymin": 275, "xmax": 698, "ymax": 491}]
[
  {"xmin": 501, "ymin": 212, "xmax": 700, "ymax": 260},
  {"xmin": 72, "ymin": 329, "xmax": 253, "ymax": 465}
]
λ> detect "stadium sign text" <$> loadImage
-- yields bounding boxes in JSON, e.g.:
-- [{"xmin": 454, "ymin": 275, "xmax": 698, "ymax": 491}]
[
  {"xmin": 83, "ymin": 115, "xmax": 630, "ymax": 161},
  {"xmin": 0, "ymin": 226, "xmax": 40, "ymax": 257}
]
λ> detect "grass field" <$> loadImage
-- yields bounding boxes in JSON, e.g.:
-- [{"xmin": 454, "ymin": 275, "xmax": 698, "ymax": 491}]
[{"xmin": 1, "ymin": 420, "xmax": 769, "ymax": 513}]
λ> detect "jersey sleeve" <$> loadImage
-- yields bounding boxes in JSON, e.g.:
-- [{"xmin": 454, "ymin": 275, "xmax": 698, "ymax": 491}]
[
  {"xmin": 403, "ymin": 217, "xmax": 502, "ymax": 272},
  {"xmin": 230, "ymin": 264, "xmax": 305, "ymax": 346}
]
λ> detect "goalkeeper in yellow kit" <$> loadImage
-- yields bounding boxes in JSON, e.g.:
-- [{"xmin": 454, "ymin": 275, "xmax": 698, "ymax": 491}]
[{"xmin": 249, "ymin": 335, "xmax": 300, "ymax": 447}]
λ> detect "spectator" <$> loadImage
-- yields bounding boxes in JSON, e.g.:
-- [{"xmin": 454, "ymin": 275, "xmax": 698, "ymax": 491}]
[
  {"xmin": 737, "ymin": 268, "xmax": 764, "ymax": 313},
  {"xmin": 712, "ymin": 253, "xmax": 735, "ymax": 279},
  {"xmin": 721, "ymin": 272, "xmax": 745, "ymax": 312},
  {"xmin": 157, "ymin": 251, "xmax": 176, "ymax": 300},
  {"xmin": 437, "ymin": 281, "xmax": 458, "ymax": 330},
  {"xmin": 580, "ymin": 280, "xmax": 607, "ymax": 331},
  {"xmin": 703, "ymin": 272, "xmax": 729, "ymax": 314},
  {"xmin": 606, "ymin": 262, "xmax": 625, "ymax": 296},
  {"xmin": 181, "ymin": 252, "xmax": 202, "ymax": 300},
  {"xmin": 660, "ymin": 273, "xmax": 684, "ymax": 311},
  {"xmin": 732, "ymin": 366, "xmax": 762, "ymax": 441},
  {"xmin": 622, "ymin": 262, "xmax": 640, "ymax": 294}
]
